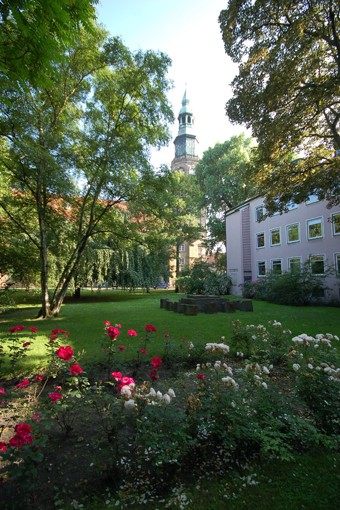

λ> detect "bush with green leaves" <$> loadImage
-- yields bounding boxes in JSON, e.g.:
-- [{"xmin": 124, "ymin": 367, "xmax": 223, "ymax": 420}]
[
  {"xmin": 176, "ymin": 261, "xmax": 232, "ymax": 295},
  {"xmin": 241, "ymin": 264, "xmax": 330, "ymax": 306}
]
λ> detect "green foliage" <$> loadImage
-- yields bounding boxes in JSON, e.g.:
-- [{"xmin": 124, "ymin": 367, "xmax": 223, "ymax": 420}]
[
  {"xmin": 176, "ymin": 261, "xmax": 232, "ymax": 295},
  {"xmin": 0, "ymin": 20, "xmax": 174, "ymax": 317},
  {"xmin": 241, "ymin": 265, "xmax": 330, "ymax": 305},
  {"xmin": 219, "ymin": 0, "xmax": 340, "ymax": 209},
  {"xmin": 195, "ymin": 135, "xmax": 257, "ymax": 248}
]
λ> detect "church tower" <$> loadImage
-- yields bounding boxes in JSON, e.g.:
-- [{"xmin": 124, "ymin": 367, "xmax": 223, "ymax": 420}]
[
  {"xmin": 168, "ymin": 89, "xmax": 207, "ymax": 285},
  {"xmin": 171, "ymin": 89, "xmax": 199, "ymax": 174}
]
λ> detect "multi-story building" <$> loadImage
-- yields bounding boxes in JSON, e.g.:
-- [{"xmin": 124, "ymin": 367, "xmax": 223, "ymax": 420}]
[
  {"xmin": 225, "ymin": 194, "xmax": 340, "ymax": 301},
  {"xmin": 169, "ymin": 90, "xmax": 207, "ymax": 283}
]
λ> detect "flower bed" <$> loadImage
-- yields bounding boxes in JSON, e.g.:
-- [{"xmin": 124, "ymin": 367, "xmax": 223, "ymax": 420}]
[{"xmin": 0, "ymin": 320, "xmax": 339, "ymax": 509}]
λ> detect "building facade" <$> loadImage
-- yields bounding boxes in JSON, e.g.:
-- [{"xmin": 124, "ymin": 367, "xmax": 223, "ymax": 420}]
[
  {"xmin": 225, "ymin": 195, "xmax": 340, "ymax": 301},
  {"xmin": 169, "ymin": 90, "xmax": 206, "ymax": 282}
]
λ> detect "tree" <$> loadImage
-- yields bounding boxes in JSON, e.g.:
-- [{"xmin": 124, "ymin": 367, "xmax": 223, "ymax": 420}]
[
  {"xmin": 0, "ymin": 25, "xmax": 174, "ymax": 318},
  {"xmin": 195, "ymin": 134, "xmax": 257, "ymax": 249},
  {"xmin": 135, "ymin": 168, "xmax": 205, "ymax": 280},
  {"xmin": 0, "ymin": 0, "xmax": 98, "ymax": 88},
  {"xmin": 219, "ymin": 0, "xmax": 340, "ymax": 211}
]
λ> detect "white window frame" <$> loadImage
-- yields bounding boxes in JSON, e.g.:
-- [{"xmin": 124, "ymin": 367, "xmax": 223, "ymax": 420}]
[
  {"xmin": 335, "ymin": 253, "xmax": 340, "ymax": 276},
  {"xmin": 179, "ymin": 257, "xmax": 185, "ymax": 266},
  {"xmin": 310, "ymin": 254, "xmax": 326, "ymax": 275},
  {"xmin": 256, "ymin": 232, "xmax": 265, "ymax": 249},
  {"xmin": 255, "ymin": 205, "xmax": 265, "ymax": 222},
  {"xmin": 270, "ymin": 227, "xmax": 281, "ymax": 246},
  {"xmin": 286, "ymin": 201, "xmax": 298, "ymax": 211},
  {"xmin": 271, "ymin": 259, "xmax": 282, "ymax": 274},
  {"xmin": 331, "ymin": 212, "xmax": 340, "ymax": 236},
  {"xmin": 257, "ymin": 261, "xmax": 266, "ymax": 277},
  {"xmin": 307, "ymin": 217, "xmax": 323, "ymax": 240},
  {"xmin": 179, "ymin": 244, "xmax": 185, "ymax": 252},
  {"xmin": 288, "ymin": 256, "xmax": 302, "ymax": 271},
  {"xmin": 286, "ymin": 223, "xmax": 300, "ymax": 243},
  {"xmin": 305, "ymin": 194, "xmax": 319, "ymax": 205}
]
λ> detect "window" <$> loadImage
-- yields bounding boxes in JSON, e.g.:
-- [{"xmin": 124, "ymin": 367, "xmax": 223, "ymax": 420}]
[
  {"xmin": 306, "ymin": 194, "xmax": 319, "ymax": 205},
  {"xmin": 307, "ymin": 217, "xmax": 323, "ymax": 239},
  {"xmin": 335, "ymin": 254, "xmax": 340, "ymax": 276},
  {"xmin": 271, "ymin": 259, "xmax": 282, "ymax": 274},
  {"xmin": 288, "ymin": 257, "xmax": 302, "ymax": 272},
  {"xmin": 179, "ymin": 257, "xmax": 185, "ymax": 266},
  {"xmin": 287, "ymin": 201, "xmax": 298, "ymax": 211},
  {"xmin": 179, "ymin": 244, "xmax": 185, "ymax": 252},
  {"xmin": 255, "ymin": 206, "xmax": 265, "ymax": 222},
  {"xmin": 257, "ymin": 261, "xmax": 266, "ymax": 276},
  {"xmin": 286, "ymin": 223, "xmax": 300, "ymax": 243},
  {"xmin": 310, "ymin": 255, "xmax": 325, "ymax": 275},
  {"xmin": 256, "ymin": 232, "xmax": 265, "ymax": 248},
  {"xmin": 331, "ymin": 212, "xmax": 340, "ymax": 236},
  {"xmin": 270, "ymin": 228, "xmax": 281, "ymax": 246}
]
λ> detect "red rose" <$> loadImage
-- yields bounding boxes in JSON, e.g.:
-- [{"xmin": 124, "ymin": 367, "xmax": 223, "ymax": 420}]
[
  {"xmin": 15, "ymin": 423, "xmax": 32, "ymax": 434},
  {"xmin": 140, "ymin": 348, "xmax": 147, "ymax": 354},
  {"xmin": 56, "ymin": 345, "xmax": 74, "ymax": 361},
  {"xmin": 151, "ymin": 356, "xmax": 163, "ymax": 369},
  {"xmin": 16, "ymin": 379, "xmax": 30, "ymax": 389},
  {"xmin": 196, "ymin": 373, "xmax": 206, "ymax": 380},
  {"xmin": 22, "ymin": 342, "xmax": 31, "ymax": 347},
  {"xmin": 149, "ymin": 369, "xmax": 160, "ymax": 382},
  {"xmin": 106, "ymin": 326, "xmax": 120, "ymax": 340},
  {"xmin": 28, "ymin": 326, "xmax": 38, "ymax": 333},
  {"xmin": 0, "ymin": 441, "xmax": 7, "ymax": 452},
  {"xmin": 118, "ymin": 345, "xmax": 126, "ymax": 351},
  {"xmin": 49, "ymin": 391, "xmax": 63, "ymax": 402},
  {"xmin": 145, "ymin": 324, "xmax": 157, "ymax": 332},
  {"xmin": 111, "ymin": 372, "xmax": 122, "ymax": 381},
  {"xmin": 69, "ymin": 363, "xmax": 83, "ymax": 376},
  {"xmin": 8, "ymin": 325, "xmax": 25, "ymax": 333},
  {"xmin": 127, "ymin": 329, "xmax": 138, "ymax": 337}
]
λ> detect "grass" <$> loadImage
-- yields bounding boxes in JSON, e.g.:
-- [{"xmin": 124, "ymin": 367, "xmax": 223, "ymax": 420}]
[{"xmin": 1, "ymin": 289, "xmax": 339, "ymax": 370}]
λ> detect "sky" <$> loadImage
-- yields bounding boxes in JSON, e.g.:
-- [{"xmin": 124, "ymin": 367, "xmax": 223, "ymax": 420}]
[{"xmin": 96, "ymin": 0, "xmax": 247, "ymax": 167}]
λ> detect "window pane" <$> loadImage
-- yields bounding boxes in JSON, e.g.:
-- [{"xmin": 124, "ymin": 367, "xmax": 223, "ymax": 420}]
[
  {"xmin": 256, "ymin": 206, "xmax": 264, "ymax": 222},
  {"xmin": 287, "ymin": 224, "xmax": 299, "ymax": 242},
  {"xmin": 289, "ymin": 257, "xmax": 301, "ymax": 271},
  {"xmin": 332, "ymin": 213, "xmax": 340, "ymax": 235},
  {"xmin": 258, "ymin": 261, "xmax": 266, "ymax": 276},
  {"xmin": 272, "ymin": 260, "xmax": 282, "ymax": 274},
  {"xmin": 271, "ymin": 228, "xmax": 280, "ymax": 245},
  {"xmin": 256, "ymin": 233, "xmax": 265, "ymax": 248},
  {"xmin": 308, "ymin": 219, "xmax": 323, "ymax": 239},
  {"xmin": 310, "ymin": 255, "xmax": 325, "ymax": 275},
  {"xmin": 336, "ymin": 254, "xmax": 340, "ymax": 275}
]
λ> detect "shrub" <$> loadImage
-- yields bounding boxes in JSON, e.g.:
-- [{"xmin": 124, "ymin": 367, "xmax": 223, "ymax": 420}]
[
  {"xmin": 176, "ymin": 261, "xmax": 232, "ymax": 295},
  {"xmin": 241, "ymin": 264, "xmax": 329, "ymax": 305}
]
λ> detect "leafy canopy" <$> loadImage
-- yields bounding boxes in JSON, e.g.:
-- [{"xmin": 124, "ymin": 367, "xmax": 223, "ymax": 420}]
[
  {"xmin": 195, "ymin": 134, "xmax": 257, "ymax": 248},
  {"xmin": 219, "ymin": 0, "xmax": 340, "ymax": 210}
]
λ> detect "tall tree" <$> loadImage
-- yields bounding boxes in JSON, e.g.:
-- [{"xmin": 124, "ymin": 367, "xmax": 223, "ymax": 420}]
[
  {"xmin": 195, "ymin": 134, "xmax": 256, "ymax": 249},
  {"xmin": 0, "ymin": 0, "xmax": 98, "ymax": 88},
  {"xmin": 219, "ymin": 0, "xmax": 340, "ymax": 211},
  {"xmin": 0, "ymin": 25, "xmax": 174, "ymax": 318}
]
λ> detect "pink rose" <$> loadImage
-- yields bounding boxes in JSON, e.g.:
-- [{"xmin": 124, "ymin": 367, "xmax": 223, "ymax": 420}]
[
  {"xmin": 118, "ymin": 345, "xmax": 126, "ymax": 351},
  {"xmin": 127, "ymin": 329, "xmax": 138, "ymax": 337},
  {"xmin": 112, "ymin": 372, "xmax": 122, "ymax": 381}
]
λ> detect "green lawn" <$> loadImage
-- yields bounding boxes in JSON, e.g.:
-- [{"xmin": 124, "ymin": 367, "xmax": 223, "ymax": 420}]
[{"xmin": 1, "ymin": 289, "xmax": 339, "ymax": 370}]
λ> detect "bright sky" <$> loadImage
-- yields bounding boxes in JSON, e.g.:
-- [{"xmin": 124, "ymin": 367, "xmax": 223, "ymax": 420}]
[{"xmin": 96, "ymin": 0, "xmax": 246, "ymax": 167}]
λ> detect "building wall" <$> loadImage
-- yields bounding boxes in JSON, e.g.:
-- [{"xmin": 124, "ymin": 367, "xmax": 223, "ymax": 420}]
[{"xmin": 226, "ymin": 196, "xmax": 340, "ymax": 301}]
